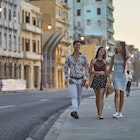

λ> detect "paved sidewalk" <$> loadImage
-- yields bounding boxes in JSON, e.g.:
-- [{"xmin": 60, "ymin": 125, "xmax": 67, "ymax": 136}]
[{"xmin": 44, "ymin": 87, "xmax": 140, "ymax": 140}]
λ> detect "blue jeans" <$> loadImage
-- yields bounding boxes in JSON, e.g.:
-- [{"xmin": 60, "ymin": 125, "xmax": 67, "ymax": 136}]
[{"xmin": 68, "ymin": 79, "xmax": 83, "ymax": 112}]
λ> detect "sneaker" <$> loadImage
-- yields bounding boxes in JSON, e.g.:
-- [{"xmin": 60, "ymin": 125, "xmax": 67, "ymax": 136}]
[
  {"xmin": 119, "ymin": 112, "xmax": 123, "ymax": 118},
  {"xmin": 112, "ymin": 112, "xmax": 120, "ymax": 119},
  {"xmin": 71, "ymin": 111, "xmax": 79, "ymax": 119}
]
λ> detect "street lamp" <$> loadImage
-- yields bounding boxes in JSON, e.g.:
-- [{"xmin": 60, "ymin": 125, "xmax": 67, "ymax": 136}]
[
  {"xmin": 41, "ymin": 14, "xmax": 52, "ymax": 30},
  {"xmin": 80, "ymin": 36, "xmax": 84, "ymax": 41},
  {"xmin": 48, "ymin": 24, "xmax": 52, "ymax": 30},
  {"xmin": 79, "ymin": 35, "xmax": 85, "ymax": 44},
  {"xmin": 40, "ymin": 13, "xmax": 52, "ymax": 90},
  {"xmin": 0, "ymin": 6, "xmax": 2, "ymax": 12},
  {"xmin": 0, "ymin": 3, "xmax": 2, "ymax": 12}
]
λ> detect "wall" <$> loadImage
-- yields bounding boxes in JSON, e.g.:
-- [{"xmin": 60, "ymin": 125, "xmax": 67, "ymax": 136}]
[{"xmin": 0, "ymin": 79, "xmax": 26, "ymax": 91}]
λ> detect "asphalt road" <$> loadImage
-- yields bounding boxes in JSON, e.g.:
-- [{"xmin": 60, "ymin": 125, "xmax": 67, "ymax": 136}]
[
  {"xmin": 0, "ymin": 88, "xmax": 93, "ymax": 140},
  {"xmin": 0, "ymin": 89, "xmax": 71, "ymax": 140}
]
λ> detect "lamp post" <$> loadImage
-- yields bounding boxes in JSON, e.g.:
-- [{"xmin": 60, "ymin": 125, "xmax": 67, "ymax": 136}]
[{"xmin": 40, "ymin": 13, "xmax": 52, "ymax": 90}]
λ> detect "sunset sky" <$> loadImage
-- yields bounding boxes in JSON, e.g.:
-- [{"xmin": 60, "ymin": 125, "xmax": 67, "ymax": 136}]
[{"xmin": 113, "ymin": 0, "xmax": 140, "ymax": 50}]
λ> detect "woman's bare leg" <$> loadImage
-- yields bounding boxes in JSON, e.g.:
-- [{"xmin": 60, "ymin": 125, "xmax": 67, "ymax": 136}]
[
  {"xmin": 114, "ymin": 89, "xmax": 120, "ymax": 113},
  {"xmin": 98, "ymin": 88, "xmax": 105, "ymax": 118},
  {"xmin": 119, "ymin": 91, "xmax": 124, "ymax": 112},
  {"xmin": 94, "ymin": 89, "xmax": 99, "ymax": 116}
]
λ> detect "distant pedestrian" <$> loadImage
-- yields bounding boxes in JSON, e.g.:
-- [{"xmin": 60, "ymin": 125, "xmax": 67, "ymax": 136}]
[
  {"xmin": 64, "ymin": 40, "xmax": 89, "ymax": 119},
  {"xmin": 126, "ymin": 70, "xmax": 133, "ymax": 97},
  {"xmin": 108, "ymin": 41, "xmax": 130, "ymax": 119},
  {"xmin": 0, "ymin": 80, "xmax": 3, "ymax": 91},
  {"xmin": 89, "ymin": 46, "xmax": 107, "ymax": 119}
]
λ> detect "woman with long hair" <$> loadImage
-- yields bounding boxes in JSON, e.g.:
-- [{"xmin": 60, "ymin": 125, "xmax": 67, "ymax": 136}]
[
  {"xmin": 108, "ymin": 41, "xmax": 130, "ymax": 118},
  {"xmin": 89, "ymin": 46, "xmax": 107, "ymax": 119}
]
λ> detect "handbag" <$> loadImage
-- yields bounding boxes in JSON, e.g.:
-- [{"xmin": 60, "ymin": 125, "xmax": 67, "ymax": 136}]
[{"xmin": 105, "ymin": 77, "xmax": 114, "ymax": 98}]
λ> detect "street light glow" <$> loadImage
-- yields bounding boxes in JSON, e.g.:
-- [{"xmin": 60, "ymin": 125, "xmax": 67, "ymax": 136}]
[
  {"xmin": 0, "ymin": 6, "xmax": 2, "ymax": 12},
  {"xmin": 80, "ymin": 36, "xmax": 84, "ymax": 41},
  {"xmin": 48, "ymin": 24, "xmax": 52, "ymax": 30}
]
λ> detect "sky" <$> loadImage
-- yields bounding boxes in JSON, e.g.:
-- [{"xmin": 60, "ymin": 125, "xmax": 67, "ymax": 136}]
[{"xmin": 113, "ymin": 0, "xmax": 140, "ymax": 50}]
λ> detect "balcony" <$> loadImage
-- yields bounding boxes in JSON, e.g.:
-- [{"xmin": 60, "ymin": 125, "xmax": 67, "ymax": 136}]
[
  {"xmin": 107, "ymin": 2, "xmax": 114, "ymax": 10},
  {"xmin": 22, "ymin": 23, "xmax": 42, "ymax": 34},
  {"xmin": 107, "ymin": 39, "xmax": 115, "ymax": 46},
  {"xmin": 107, "ymin": 27, "xmax": 114, "ymax": 34},
  {"xmin": 23, "ymin": 51, "xmax": 41, "ymax": 60},
  {"xmin": 107, "ymin": 15, "xmax": 114, "ymax": 22}
]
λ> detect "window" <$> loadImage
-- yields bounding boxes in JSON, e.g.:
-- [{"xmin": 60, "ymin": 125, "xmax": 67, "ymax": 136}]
[
  {"xmin": 87, "ymin": 10, "xmax": 91, "ymax": 13},
  {"xmin": 38, "ymin": 41, "xmax": 40, "ymax": 54},
  {"xmin": 9, "ymin": 63, "xmax": 12, "ymax": 78},
  {"xmin": 26, "ymin": 16, "xmax": 29, "ymax": 23},
  {"xmin": 77, "ymin": 22, "xmax": 81, "ymax": 27},
  {"xmin": 13, "ymin": 11, "xmax": 16, "ymax": 22},
  {"xmin": 22, "ymin": 37, "xmax": 25, "ymax": 51},
  {"xmin": 14, "ymin": 64, "xmax": 17, "ymax": 78},
  {"xmin": 25, "ymin": 13, "xmax": 30, "ymax": 23},
  {"xmin": 87, "ymin": 19, "xmax": 91, "ymax": 26},
  {"xmin": 96, "ymin": 0, "xmax": 102, "ymax": 1},
  {"xmin": 4, "ymin": 63, "xmax": 6, "ymax": 77},
  {"xmin": 33, "ymin": 17, "xmax": 36, "ymax": 26},
  {"xmin": 33, "ymin": 40, "xmax": 36, "ymax": 52},
  {"xmin": 97, "ymin": 20, "xmax": 102, "ymax": 26},
  {"xmin": 97, "ymin": 8, "xmax": 101, "ymax": 15},
  {"xmin": 4, "ymin": 33, "xmax": 7, "ymax": 49},
  {"xmin": 77, "ymin": 9, "xmax": 81, "ymax": 16},
  {"xmin": 9, "ymin": 35, "xmax": 12, "ymax": 49},
  {"xmin": 25, "ymin": 39, "xmax": 30, "ymax": 51},
  {"xmin": 14, "ymin": 36, "xmax": 16, "ymax": 50},
  {"xmin": 77, "ymin": 0, "xmax": 80, "ymax": 2},
  {"xmin": 4, "ymin": 8, "xmax": 6, "ymax": 19},
  {"xmin": 9, "ymin": 9, "xmax": 11, "ymax": 21}
]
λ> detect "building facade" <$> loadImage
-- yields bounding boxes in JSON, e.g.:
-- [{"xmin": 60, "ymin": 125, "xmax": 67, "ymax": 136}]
[
  {"xmin": 0, "ymin": 0, "xmax": 42, "ymax": 90},
  {"xmin": 21, "ymin": 1, "xmax": 42, "ymax": 89},
  {"xmin": 0, "ymin": 0, "xmax": 21, "ymax": 80},
  {"xmin": 29, "ymin": 0, "xmax": 71, "ymax": 89},
  {"xmin": 65, "ymin": 0, "xmax": 114, "ymax": 54}
]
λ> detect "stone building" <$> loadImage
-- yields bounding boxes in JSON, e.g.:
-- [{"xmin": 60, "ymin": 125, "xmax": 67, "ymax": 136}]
[
  {"xmin": 0, "ymin": 0, "xmax": 22, "ymax": 89},
  {"xmin": 29, "ymin": 0, "xmax": 71, "ymax": 89},
  {"xmin": 0, "ymin": 0, "xmax": 42, "ymax": 90},
  {"xmin": 21, "ymin": 0, "xmax": 42, "ymax": 89}
]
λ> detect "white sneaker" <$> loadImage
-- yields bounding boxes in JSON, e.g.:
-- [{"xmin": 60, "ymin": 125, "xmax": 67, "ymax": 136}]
[
  {"xmin": 119, "ymin": 112, "xmax": 123, "ymax": 118},
  {"xmin": 112, "ymin": 112, "xmax": 120, "ymax": 119}
]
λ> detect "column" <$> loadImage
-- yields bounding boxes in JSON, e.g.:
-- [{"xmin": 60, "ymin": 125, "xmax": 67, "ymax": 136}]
[
  {"xmin": 1, "ymin": 62, "xmax": 5, "ymax": 79},
  {"xmin": 20, "ymin": 64, "xmax": 24, "ymax": 80},
  {"xmin": 12, "ymin": 63, "xmax": 15, "ymax": 78},
  {"xmin": 30, "ymin": 65, "xmax": 34, "ymax": 89}
]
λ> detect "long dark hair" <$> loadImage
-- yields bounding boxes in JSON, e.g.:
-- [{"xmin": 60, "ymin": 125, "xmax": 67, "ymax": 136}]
[
  {"xmin": 115, "ymin": 41, "xmax": 127, "ymax": 71},
  {"xmin": 95, "ymin": 46, "xmax": 106, "ymax": 59}
]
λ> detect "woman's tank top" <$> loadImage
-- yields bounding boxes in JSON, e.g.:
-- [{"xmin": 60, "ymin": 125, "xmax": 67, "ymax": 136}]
[{"xmin": 94, "ymin": 59, "xmax": 106, "ymax": 71}]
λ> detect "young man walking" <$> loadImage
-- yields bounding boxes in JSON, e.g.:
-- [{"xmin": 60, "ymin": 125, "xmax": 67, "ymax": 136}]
[{"xmin": 64, "ymin": 40, "xmax": 89, "ymax": 119}]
